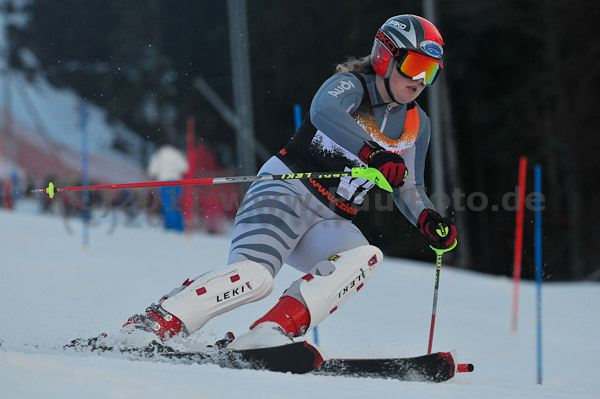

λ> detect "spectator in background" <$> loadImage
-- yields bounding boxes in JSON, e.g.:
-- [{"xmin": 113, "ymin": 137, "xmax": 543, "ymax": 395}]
[
  {"xmin": 147, "ymin": 144, "xmax": 189, "ymax": 232},
  {"xmin": 0, "ymin": 181, "xmax": 5, "ymax": 208},
  {"xmin": 193, "ymin": 143, "xmax": 238, "ymax": 234}
]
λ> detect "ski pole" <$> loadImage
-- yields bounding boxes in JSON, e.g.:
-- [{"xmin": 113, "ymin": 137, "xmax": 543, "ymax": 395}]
[
  {"xmin": 32, "ymin": 167, "xmax": 393, "ymax": 199},
  {"xmin": 427, "ymin": 239, "xmax": 457, "ymax": 354}
]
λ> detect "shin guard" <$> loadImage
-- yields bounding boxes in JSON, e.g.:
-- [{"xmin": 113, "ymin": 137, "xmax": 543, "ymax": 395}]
[
  {"xmin": 298, "ymin": 245, "xmax": 383, "ymax": 330},
  {"xmin": 160, "ymin": 260, "xmax": 274, "ymax": 333}
]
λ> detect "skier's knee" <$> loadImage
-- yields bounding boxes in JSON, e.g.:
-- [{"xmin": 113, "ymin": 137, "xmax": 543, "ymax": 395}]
[
  {"xmin": 292, "ymin": 245, "xmax": 383, "ymax": 330},
  {"xmin": 160, "ymin": 260, "xmax": 274, "ymax": 333}
]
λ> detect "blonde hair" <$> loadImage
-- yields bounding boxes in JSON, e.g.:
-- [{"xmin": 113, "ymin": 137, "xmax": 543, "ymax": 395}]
[{"xmin": 334, "ymin": 55, "xmax": 375, "ymax": 74}]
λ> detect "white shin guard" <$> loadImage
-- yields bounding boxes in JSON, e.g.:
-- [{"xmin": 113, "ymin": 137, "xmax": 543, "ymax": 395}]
[
  {"xmin": 161, "ymin": 260, "xmax": 274, "ymax": 333},
  {"xmin": 299, "ymin": 245, "xmax": 383, "ymax": 330}
]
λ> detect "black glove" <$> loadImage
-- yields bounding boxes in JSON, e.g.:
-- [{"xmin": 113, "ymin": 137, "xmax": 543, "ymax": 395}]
[
  {"xmin": 417, "ymin": 209, "xmax": 457, "ymax": 250},
  {"xmin": 359, "ymin": 141, "xmax": 408, "ymax": 188}
]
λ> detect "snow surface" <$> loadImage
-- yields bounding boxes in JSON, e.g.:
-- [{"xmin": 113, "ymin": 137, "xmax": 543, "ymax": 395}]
[{"xmin": 0, "ymin": 202, "xmax": 598, "ymax": 398}]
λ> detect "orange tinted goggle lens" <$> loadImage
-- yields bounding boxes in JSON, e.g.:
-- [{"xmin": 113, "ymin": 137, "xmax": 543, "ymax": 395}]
[{"xmin": 397, "ymin": 51, "xmax": 442, "ymax": 85}]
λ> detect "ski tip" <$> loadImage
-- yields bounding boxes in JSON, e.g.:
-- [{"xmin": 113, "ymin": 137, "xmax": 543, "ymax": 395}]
[{"xmin": 457, "ymin": 363, "xmax": 474, "ymax": 373}]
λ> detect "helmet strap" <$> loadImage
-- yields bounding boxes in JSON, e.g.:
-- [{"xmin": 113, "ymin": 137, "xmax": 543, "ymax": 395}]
[{"xmin": 384, "ymin": 77, "xmax": 401, "ymax": 105}]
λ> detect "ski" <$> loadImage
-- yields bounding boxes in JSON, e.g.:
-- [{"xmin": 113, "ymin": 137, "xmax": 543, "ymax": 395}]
[
  {"xmin": 66, "ymin": 337, "xmax": 322, "ymax": 374},
  {"xmin": 161, "ymin": 341, "xmax": 323, "ymax": 374},
  {"xmin": 165, "ymin": 342, "xmax": 466, "ymax": 382},
  {"xmin": 315, "ymin": 352, "xmax": 460, "ymax": 382},
  {"xmin": 66, "ymin": 338, "xmax": 472, "ymax": 382}
]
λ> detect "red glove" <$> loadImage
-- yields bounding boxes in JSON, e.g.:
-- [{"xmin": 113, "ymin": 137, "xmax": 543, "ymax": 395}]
[
  {"xmin": 359, "ymin": 141, "xmax": 407, "ymax": 188},
  {"xmin": 417, "ymin": 209, "xmax": 457, "ymax": 250}
]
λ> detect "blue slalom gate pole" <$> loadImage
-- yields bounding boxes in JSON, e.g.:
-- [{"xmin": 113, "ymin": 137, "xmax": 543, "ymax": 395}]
[
  {"xmin": 81, "ymin": 102, "xmax": 90, "ymax": 250},
  {"xmin": 294, "ymin": 103, "xmax": 319, "ymax": 346},
  {"xmin": 534, "ymin": 165, "xmax": 543, "ymax": 385},
  {"xmin": 294, "ymin": 104, "xmax": 302, "ymax": 130}
]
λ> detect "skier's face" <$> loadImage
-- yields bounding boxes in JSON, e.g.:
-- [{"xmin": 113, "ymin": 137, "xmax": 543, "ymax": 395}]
[{"xmin": 388, "ymin": 61, "xmax": 426, "ymax": 104}]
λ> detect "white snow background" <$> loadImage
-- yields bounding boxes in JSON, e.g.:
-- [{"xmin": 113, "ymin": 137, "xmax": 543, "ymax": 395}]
[{"xmin": 0, "ymin": 203, "xmax": 598, "ymax": 399}]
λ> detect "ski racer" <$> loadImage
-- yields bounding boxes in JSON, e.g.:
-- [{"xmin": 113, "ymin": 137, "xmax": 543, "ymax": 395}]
[{"xmin": 100, "ymin": 14, "xmax": 458, "ymax": 350}]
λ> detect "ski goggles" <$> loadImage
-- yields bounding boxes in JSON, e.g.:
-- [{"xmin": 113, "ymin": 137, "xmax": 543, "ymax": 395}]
[{"xmin": 395, "ymin": 51, "xmax": 443, "ymax": 85}]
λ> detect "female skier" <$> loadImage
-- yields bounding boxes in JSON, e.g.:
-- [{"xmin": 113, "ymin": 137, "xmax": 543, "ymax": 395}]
[{"xmin": 101, "ymin": 14, "xmax": 457, "ymax": 350}]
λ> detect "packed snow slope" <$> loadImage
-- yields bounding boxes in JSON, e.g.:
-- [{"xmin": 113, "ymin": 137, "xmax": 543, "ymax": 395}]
[{"xmin": 0, "ymin": 203, "xmax": 598, "ymax": 398}]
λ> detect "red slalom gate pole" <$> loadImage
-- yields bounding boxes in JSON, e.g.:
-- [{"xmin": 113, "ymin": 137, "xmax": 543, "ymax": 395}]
[
  {"xmin": 183, "ymin": 115, "xmax": 196, "ymax": 233},
  {"xmin": 511, "ymin": 156, "xmax": 527, "ymax": 332}
]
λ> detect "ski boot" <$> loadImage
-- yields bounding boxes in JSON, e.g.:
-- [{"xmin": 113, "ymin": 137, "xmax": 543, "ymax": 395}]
[
  {"xmin": 97, "ymin": 304, "xmax": 186, "ymax": 350},
  {"xmin": 227, "ymin": 296, "xmax": 309, "ymax": 350}
]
